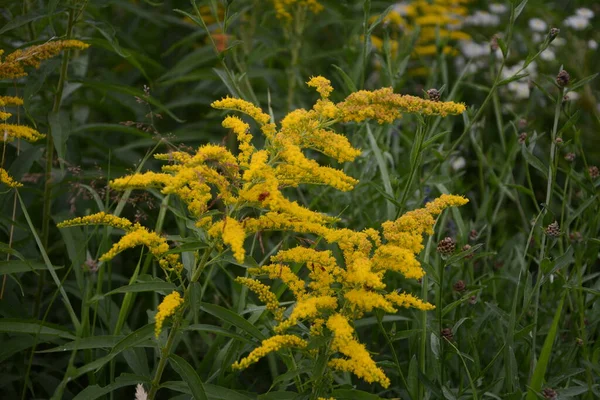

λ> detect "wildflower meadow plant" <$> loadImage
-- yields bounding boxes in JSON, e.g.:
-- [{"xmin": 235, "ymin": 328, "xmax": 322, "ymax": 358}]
[{"xmin": 58, "ymin": 76, "xmax": 467, "ymax": 397}]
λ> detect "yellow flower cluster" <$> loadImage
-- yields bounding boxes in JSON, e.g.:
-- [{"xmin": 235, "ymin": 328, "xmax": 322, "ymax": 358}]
[
  {"xmin": 0, "ymin": 123, "xmax": 45, "ymax": 142},
  {"xmin": 370, "ymin": 0, "xmax": 472, "ymax": 73},
  {"xmin": 0, "ymin": 167, "xmax": 22, "ymax": 188},
  {"xmin": 271, "ymin": 0, "xmax": 323, "ymax": 22},
  {"xmin": 58, "ymin": 212, "xmax": 183, "ymax": 272},
  {"xmin": 232, "ymin": 334, "xmax": 308, "ymax": 370},
  {"xmin": 155, "ymin": 291, "xmax": 184, "ymax": 337},
  {"xmin": 0, "ymin": 40, "xmax": 89, "ymax": 79},
  {"xmin": 66, "ymin": 77, "xmax": 466, "ymax": 387}
]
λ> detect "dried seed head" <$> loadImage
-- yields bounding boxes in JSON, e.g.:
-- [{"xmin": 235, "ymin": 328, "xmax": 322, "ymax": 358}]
[
  {"xmin": 490, "ymin": 34, "xmax": 499, "ymax": 51},
  {"xmin": 518, "ymin": 118, "xmax": 527, "ymax": 129},
  {"xmin": 453, "ymin": 280, "xmax": 466, "ymax": 292},
  {"xmin": 588, "ymin": 165, "xmax": 599, "ymax": 179},
  {"xmin": 569, "ymin": 231, "xmax": 583, "ymax": 243},
  {"xmin": 542, "ymin": 388, "xmax": 557, "ymax": 400},
  {"xmin": 564, "ymin": 152, "xmax": 576, "ymax": 162},
  {"xmin": 469, "ymin": 295, "xmax": 477, "ymax": 305},
  {"xmin": 548, "ymin": 27, "xmax": 560, "ymax": 42},
  {"xmin": 575, "ymin": 338, "xmax": 584, "ymax": 346},
  {"xmin": 441, "ymin": 328, "xmax": 453, "ymax": 341},
  {"xmin": 437, "ymin": 237, "xmax": 456, "ymax": 256},
  {"xmin": 462, "ymin": 244, "xmax": 474, "ymax": 259},
  {"xmin": 554, "ymin": 137, "xmax": 563, "ymax": 144},
  {"xmin": 518, "ymin": 132, "xmax": 527, "ymax": 144},
  {"xmin": 545, "ymin": 221, "xmax": 561, "ymax": 237},
  {"xmin": 556, "ymin": 69, "xmax": 570, "ymax": 87},
  {"xmin": 427, "ymin": 88, "xmax": 440, "ymax": 102},
  {"xmin": 469, "ymin": 229, "xmax": 478, "ymax": 241}
]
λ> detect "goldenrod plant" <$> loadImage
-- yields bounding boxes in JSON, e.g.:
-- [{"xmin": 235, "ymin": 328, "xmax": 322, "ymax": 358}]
[{"xmin": 58, "ymin": 76, "xmax": 467, "ymax": 397}]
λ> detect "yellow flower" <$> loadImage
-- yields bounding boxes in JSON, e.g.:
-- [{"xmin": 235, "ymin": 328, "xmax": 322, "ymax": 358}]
[
  {"xmin": 0, "ymin": 167, "xmax": 22, "ymax": 188},
  {"xmin": 232, "ymin": 334, "xmax": 307, "ymax": 370},
  {"xmin": 155, "ymin": 291, "xmax": 184, "ymax": 337},
  {"xmin": 0, "ymin": 96, "xmax": 24, "ymax": 107},
  {"xmin": 208, "ymin": 217, "xmax": 246, "ymax": 263},
  {"xmin": 0, "ymin": 40, "xmax": 89, "ymax": 79},
  {"xmin": 271, "ymin": 0, "xmax": 323, "ymax": 22},
  {"xmin": 236, "ymin": 277, "xmax": 284, "ymax": 320},
  {"xmin": 386, "ymin": 291, "xmax": 435, "ymax": 311},
  {"xmin": 326, "ymin": 314, "xmax": 390, "ymax": 388},
  {"xmin": 307, "ymin": 76, "xmax": 333, "ymax": 98},
  {"xmin": 0, "ymin": 123, "xmax": 45, "ymax": 142},
  {"xmin": 274, "ymin": 295, "xmax": 338, "ymax": 333},
  {"xmin": 222, "ymin": 115, "xmax": 254, "ymax": 167},
  {"xmin": 57, "ymin": 212, "xmax": 135, "ymax": 231}
]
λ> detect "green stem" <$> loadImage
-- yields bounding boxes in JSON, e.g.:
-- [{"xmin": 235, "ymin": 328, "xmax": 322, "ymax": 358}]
[
  {"xmin": 530, "ymin": 90, "xmax": 562, "ymax": 378},
  {"xmin": 148, "ymin": 312, "xmax": 183, "ymax": 400},
  {"xmin": 36, "ymin": 7, "xmax": 77, "ymax": 318}
]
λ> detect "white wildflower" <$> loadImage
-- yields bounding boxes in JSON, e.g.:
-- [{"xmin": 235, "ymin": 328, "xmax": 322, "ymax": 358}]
[
  {"xmin": 465, "ymin": 11, "xmax": 500, "ymax": 27},
  {"xmin": 564, "ymin": 15, "xmax": 590, "ymax": 30},
  {"xmin": 588, "ymin": 40, "xmax": 598, "ymax": 50},
  {"xmin": 451, "ymin": 157, "xmax": 466, "ymax": 171},
  {"xmin": 575, "ymin": 8, "xmax": 594, "ymax": 19},
  {"xmin": 489, "ymin": 3, "xmax": 508, "ymax": 14},
  {"xmin": 508, "ymin": 81, "xmax": 530, "ymax": 100},
  {"xmin": 460, "ymin": 41, "xmax": 490, "ymax": 58},
  {"xmin": 528, "ymin": 18, "xmax": 547, "ymax": 32},
  {"xmin": 532, "ymin": 33, "xmax": 543, "ymax": 43},
  {"xmin": 540, "ymin": 49, "xmax": 555, "ymax": 61},
  {"xmin": 551, "ymin": 37, "xmax": 566, "ymax": 46},
  {"xmin": 564, "ymin": 92, "xmax": 580, "ymax": 101}
]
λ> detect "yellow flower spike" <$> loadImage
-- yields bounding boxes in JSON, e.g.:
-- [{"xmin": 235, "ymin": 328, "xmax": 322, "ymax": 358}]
[
  {"xmin": 271, "ymin": 0, "xmax": 323, "ymax": 22},
  {"xmin": 0, "ymin": 40, "xmax": 89, "ymax": 79},
  {"xmin": 326, "ymin": 314, "xmax": 390, "ymax": 388},
  {"xmin": 110, "ymin": 171, "xmax": 172, "ymax": 190},
  {"xmin": 424, "ymin": 194, "xmax": 469, "ymax": 215},
  {"xmin": 372, "ymin": 244, "xmax": 424, "ymax": 279},
  {"xmin": 236, "ymin": 277, "xmax": 284, "ymax": 320},
  {"xmin": 155, "ymin": 291, "xmax": 184, "ymax": 337},
  {"xmin": 307, "ymin": 76, "xmax": 333, "ymax": 98},
  {"xmin": 232, "ymin": 334, "xmax": 308, "ymax": 370},
  {"xmin": 386, "ymin": 291, "xmax": 435, "ymax": 311},
  {"xmin": 274, "ymin": 295, "xmax": 337, "ymax": 333},
  {"xmin": 57, "ymin": 212, "xmax": 135, "ymax": 231},
  {"xmin": 0, "ymin": 96, "xmax": 24, "ymax": 107},
  {"xmin": 250, "ymin": 264, "xmax": 307, "ymax": 300},
  {"xmin": 0, "ymin": 111, "xmax": 12, "ymax": 121},
  {"xmin": 344, "ymin": 289, "xmax": 396, "ymax": 314},
  {"xmin": 211, "ymin": 97, "xmax": 275, "ymax": 140},
  {"xmin": 0, "ymin": 123, "xmax": 45, "ymax": 142},
  {"xmin": 337, "ymin": 87, "xmax": 466, "ymax": 124},
  {"xmin": 0, "ymin": 167, "xmax": 23, "ymax": 188},
  {"xmin": 222, "ymin": 115, "xmax": 254, "ymax": 167},
  {"xmin": 208, "ymin": 217, "xmax": 246, "ymax": 263}
]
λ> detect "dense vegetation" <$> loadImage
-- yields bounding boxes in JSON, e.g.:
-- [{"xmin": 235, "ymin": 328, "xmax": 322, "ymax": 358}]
[{"xmin": 1, "ymin": 1, "xmax": 599, "ymax": 399}]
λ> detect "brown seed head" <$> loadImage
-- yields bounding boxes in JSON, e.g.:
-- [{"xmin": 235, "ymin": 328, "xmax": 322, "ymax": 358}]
[
  {"xmin": 518, "ymin": 132, "xmax": 527, "ymax": 144},
  {"xmin": 542, "ymin": 388, "xmax": 557, "ymax": 399},
  {"xmin": 437, "ymin": 237, "xmax": 456, "ymax": 256},
  {"xmin": 556, "ymin": 69, "xmax": 570, "ymax": 87},
  {"xmin": 588, "ymin": 165, "xmax": 599, "ymax": 179},
  {"xmin": 554, "ymin": 137, "xmax": 563, "ymax": 145},
  {"xmin": 427, "ymin": 88, "xmax": 440, "ymax": 102},
  {"xmin": 549, "ymin": 27, "xmax": 560, "ymax": 41},
  {"xmin": 462, "ymin": 244, "xmax": 474, "ymax": 259},
  {"xmin": 441, "ymin": 328, "xmax": 453, "ymax": 341},
  {"xmin": 469, "ymin": 229, "xmax": 478, "ymax": 241},
  {"xmin": 453, "ymin": 280, "xmax": 466, "ymax": 292},
  {"xmin": 469, "ymin": 295, "xmax": 477, "ymax": 305},
  {"xmin": 545, "ymin": 221, "xmax": 560, "ymax": 237},
  {"xmin": 564, "ymin": 152, "xmax": 576, "ymax": 162},
  {"xmin": 569, "ymin": 231, "xmax": 583, "ymax": 243}
]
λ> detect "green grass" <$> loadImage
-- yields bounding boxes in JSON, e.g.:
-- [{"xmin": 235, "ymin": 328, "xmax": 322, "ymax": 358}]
[{"xmin": 1, "ymin": 0, "xmax": 599, "ymax": 399}]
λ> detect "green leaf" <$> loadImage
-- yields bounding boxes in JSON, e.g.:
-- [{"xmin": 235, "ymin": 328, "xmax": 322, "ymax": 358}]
[
  {"xmin": 185, "ymin": 324, "xmax": 253, "ymax": 344},
  {"xmin": 526, "ymin": 293, "xmax": 565, "ymax": 400},
  {"xmin": 521, "ymin": 145, "xmax": 548, "ymax": 179},
  {"xmin": 332, "ymin": 64, "xmax": 358, "ymax": 94},
  {"xmin": 104, "ymin": 282, "xmax": 176, "ymax": 297},
  {"xmin": 0, "ymin": 260, "xmax": 63, "ymax": 275},
  {"xmin": 0, "ymin": 319, "xmax": 75, "ymax": 340},
  {"xmin": 569, "ymin": 73, "xmax": 598, "ymax": 91},
  {"xmin": 75, "ymin": 79, "xmax": 184, "ymax": 122},
  {"xmin": 200, "ymin": 303, "xmax": 265, "ymax": 341},
  {"xmin": 39, "ymin": 335, "xmax": 126, "ymax": 353},
  {"xmin": 169, "ymin": 354, "xmax": 208, "ymax": 400},
  {"xmin": 331, "ymin": 389, "xmax": 382, "ymax": 399},
  {"xmin": 0, "ymin": 8, "xmax": 65, "ymax": 34},
  {"xmin": 513, "ymin": 0, "xmax": 528, "ymax": 21},
  {"xmin": 73, "ymin": 374, "xmax": 148, "ymax": 400},
  {"xmin": 497, "ymin": 73, "xmax": 529, "ymax": 87}
]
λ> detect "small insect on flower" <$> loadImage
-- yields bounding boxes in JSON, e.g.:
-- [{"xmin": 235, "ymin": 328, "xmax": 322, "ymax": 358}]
[{"xmin": 258, "ymin": 191, "xmax": 270, "ymax": 202}]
